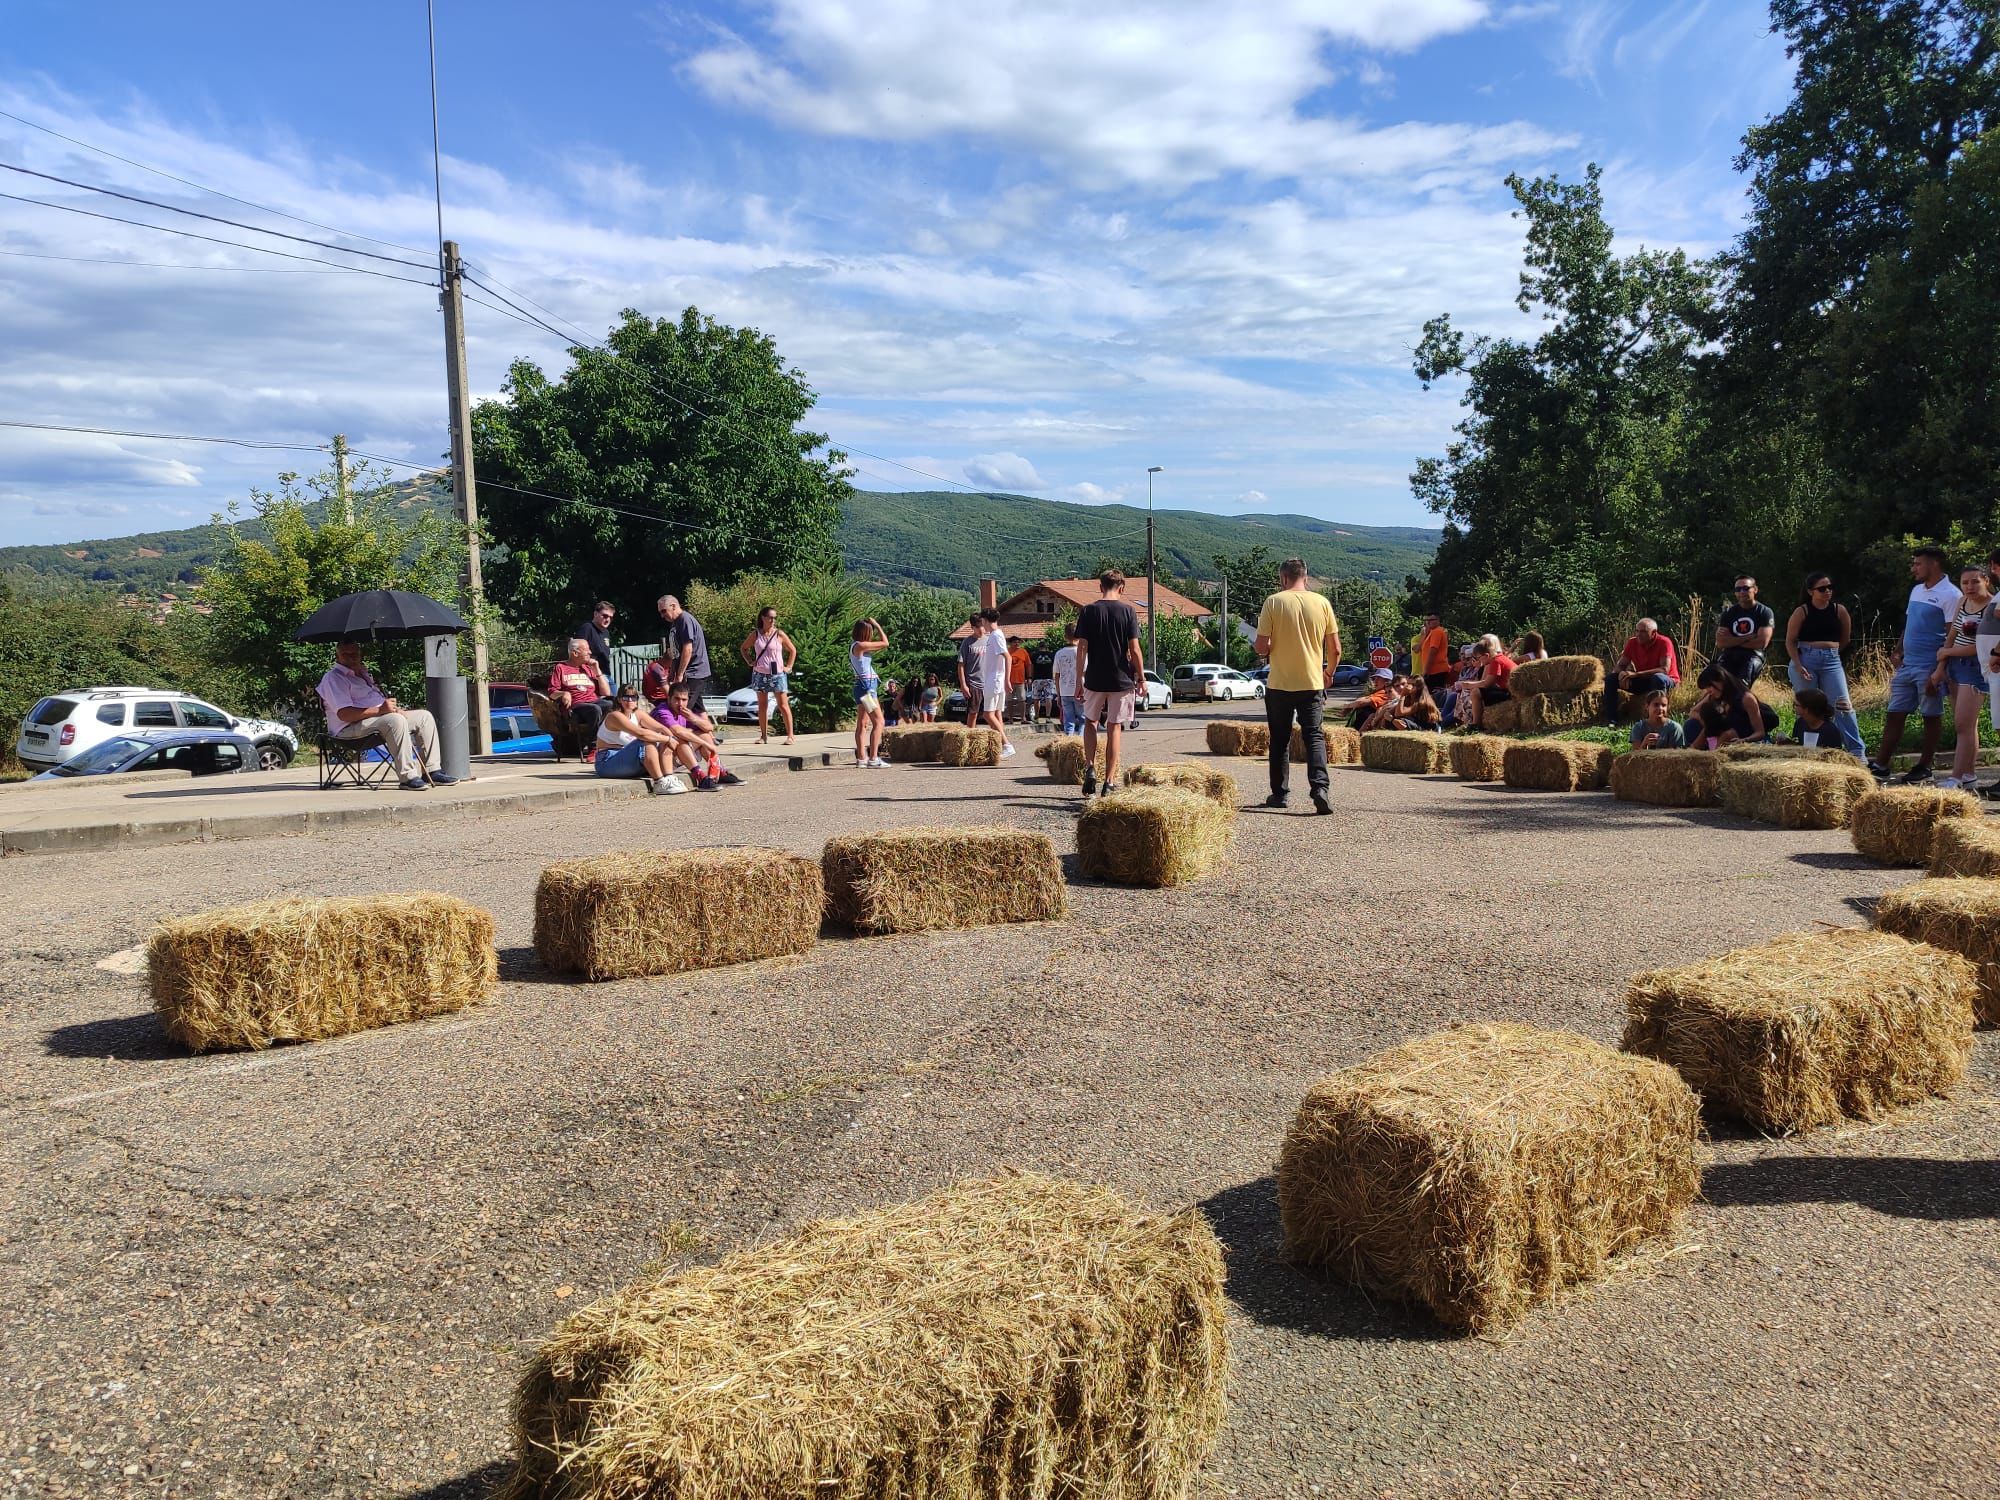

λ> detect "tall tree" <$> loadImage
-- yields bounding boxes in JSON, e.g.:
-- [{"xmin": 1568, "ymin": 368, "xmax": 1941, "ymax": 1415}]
[{"xmin": 472, "ymin": 307, "xmax": 851, "ymax": 639}]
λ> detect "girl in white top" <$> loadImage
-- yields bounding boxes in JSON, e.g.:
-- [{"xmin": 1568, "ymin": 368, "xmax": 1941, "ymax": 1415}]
[
  {"xmin": 595, "ymin": 688, "xmax": 693, "ymax": 794},
  {"xmin": 850, "ymin": 617, "xmax": 890, "ymax": 767}
]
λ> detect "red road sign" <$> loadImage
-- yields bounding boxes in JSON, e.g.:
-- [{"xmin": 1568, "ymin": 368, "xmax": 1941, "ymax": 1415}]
[{"xmin": 1368, "ymin": 646, "xmax": 1393, "ymax": 670}]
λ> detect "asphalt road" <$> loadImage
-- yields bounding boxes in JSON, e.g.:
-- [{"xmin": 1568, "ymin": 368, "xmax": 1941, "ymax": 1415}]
[{"xmin": 1, "ymin": 711, "xmax": 1994, "ymax": 1498}]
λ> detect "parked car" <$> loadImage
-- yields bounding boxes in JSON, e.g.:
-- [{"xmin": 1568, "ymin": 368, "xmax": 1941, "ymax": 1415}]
[
  {"xmin": 1170, "ymin": 664, "xmax": 1264, "ymax": 701},
  {"xmin": 30, "ymin": 729, "xmax": 257, "ymax": 780},
  {"xmin": 487, "ymin": 680, "xmax": 532, "ymax": 711},
  {"xmin": 16, "ymin": 687, "xmax": 297, "ymax": 772},
  {"xmin": 1139, "ymin": 670, "xmax": 1172, "ymax": 711},
  {"xmin": 1330, "ymin": 662, "xmax": 1371, "ymax": 688},
  {"xmin": 724, "ymin": 685, "xmax": 763, "ymax": 724}
]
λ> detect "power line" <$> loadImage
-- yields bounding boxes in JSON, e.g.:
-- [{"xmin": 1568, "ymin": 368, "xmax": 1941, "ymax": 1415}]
[
  {"xmin": 0, "ymin": 419, "xmax": 343, "ymax": 454},
  {"xmin": 0, "ymin": 245, "xmax": 364, "ymax": 274},
  {"xmin": 0, "ymin": 104, "xmax": 429, "ymax": 257},
  {"xmin": 0, "ymin": 160, "xmax": 434, "ymax": 271},
  {"xmin": 0, "ymin": 190, "xmax": 439, "ymax": 284}
]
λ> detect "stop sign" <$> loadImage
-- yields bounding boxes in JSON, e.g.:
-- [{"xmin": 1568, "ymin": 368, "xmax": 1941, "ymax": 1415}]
[{"xmin": 1368, "ymin": 646, "xmax": 1393, "ymax": 670}]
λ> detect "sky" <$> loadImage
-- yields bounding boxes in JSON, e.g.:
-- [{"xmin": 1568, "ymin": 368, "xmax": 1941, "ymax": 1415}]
[{"xmin": 0, "ymin": 1, "xmax": 1797, "ymax": 546}]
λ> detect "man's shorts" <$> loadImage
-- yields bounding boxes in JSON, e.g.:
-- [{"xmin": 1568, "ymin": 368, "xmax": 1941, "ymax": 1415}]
[
  {"xmin": 1480, "ymin": 683, "xmax": 1511, "ymax": 705},
  {"xmin": 1886, "ymin": 662, "xmax": 1944, "ymax": 716},
  {"xmin": 1081, "ymin": 687, "xmax": 1137, "ymax": 728}
]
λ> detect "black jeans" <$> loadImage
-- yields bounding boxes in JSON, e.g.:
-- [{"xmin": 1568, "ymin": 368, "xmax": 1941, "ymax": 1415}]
[
  {"xmin": 1606, "ymin": 670, "xmax": 1675, "ymax": 721},
  {"xmin": 1265, "ymin": 688, "xmax": 1328, "ymax": 801}
]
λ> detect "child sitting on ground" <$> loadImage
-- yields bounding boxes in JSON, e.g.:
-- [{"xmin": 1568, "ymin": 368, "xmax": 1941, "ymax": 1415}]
[
  {"xmin": 1627, "ymin": 690, "xmax": 1686, "ymax": 749},
  {"xmin": 1790, "ymin": 687, "xmax": 1846, "ymax": 751}
]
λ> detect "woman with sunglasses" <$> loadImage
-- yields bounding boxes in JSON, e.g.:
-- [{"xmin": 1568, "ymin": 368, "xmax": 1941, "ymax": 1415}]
[
  {"xmin": 1783, "ymin": 573, "xmax": 1866, "ymax": 759},
  {"xmin": 1933, "ymin": 564, "xmax": 1992, "ymax": 790}
]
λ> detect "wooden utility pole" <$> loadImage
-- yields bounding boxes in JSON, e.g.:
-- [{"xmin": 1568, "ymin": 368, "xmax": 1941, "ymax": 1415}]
[
  {"xmin": 1219, "ymin": 572, "xmax": 1228, "ymax": 667},
  {"xmin": 440, "ymin": 240, "xmax": 492, "ymax": 754},
  {"xmin": 330, "ymin": 433, "xmax": 352, "ymax": 523}
]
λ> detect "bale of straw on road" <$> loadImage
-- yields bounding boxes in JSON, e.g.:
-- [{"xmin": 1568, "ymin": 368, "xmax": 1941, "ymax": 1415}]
[
  {"xmin": 498, "ymin": 1171, "xmax": 1228, "ymax": 1500},
  {"xmin": 1361, "ymin": 731, "xmax": 1451, "ymax": 773},
  {"xmin": 149, "ymin": 893, "xmax": 496, "ymax": 1052},
  {"xmin": 1716, "ymin": 759, "xmax": 1874, "ymax": 830},
  {"xmin": 1622, "ymin": 928, "xmax": 1976, "ymax": 1133},
  {"xmin": 881, "ymin": 725, "xmax": 947, "ymax": 763},
  {"xmin": 1077, "ymin": 786, "xmax": 1233, "ymax": 887},
  {"xmin": 1289, "ymin": 724, "xmax": 1362, "ymax": 766},
  {"xmin": 1507, "ymin": 655, "xmax": 1605, "ymax": 700},
  {"xmin": 1717, "ymin": 743, "xmax": 1862, "ymax": 766},
  {"xmin": 1043, "ymin": 734, "xmax": 1103, "ymax": 786},
  {"xmin": 1204, "ymin": 721, "xmax": 1270, "ymax": 757},
  {"xmin": 1502, "ymin": 740, "xmax": 1608, "ymax": 791},
  {"xmin": 1481, "ymin": 696, "xmax": 1536, "ymax": 735},
  {"xmin": 823, "ymin": 826, "xmax": 1065, "ymax": 934},
  {"xmin": 1276, "ymin": 1021, "xmax": 1699, "ymax": 1335},
  {"xmin": 533, "ymin": 848, "xmax": 822, "ymax": 981},
  {"xmin": 1450, "ymin": 734, "xmax": 1510, "ymax": 782},
  {"xmin": 936, "ymin": 725, "xmax": 1004, "ymax": 767},
  {"xmin": 1874, "ymin": 878, "xmax": 2000, "ymax": 1026},
  {"xmin": 1610, "ymin": 749, "xmax": 1721, "ymax": 807},
  {"xmin": 1929, "ymin": 818, "xmax": 2000, "ymax": 879},
  {"xmin": 1850, "ymin": 786, "xmax": 1983, "ymax": 865},
  {"xmin": 1125, "ymin": 760, "xmax": 1238, "ymax": 813}
]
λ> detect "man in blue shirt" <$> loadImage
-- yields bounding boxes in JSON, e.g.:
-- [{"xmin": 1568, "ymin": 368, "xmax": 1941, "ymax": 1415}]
[{"xmin": 1868, "ymin": 545, "xmax": 1961, "ymax": 784}]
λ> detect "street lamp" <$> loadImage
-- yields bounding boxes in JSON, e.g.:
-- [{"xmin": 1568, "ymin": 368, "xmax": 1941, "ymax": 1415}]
[{"xmin": 1145, "ymin": 465, "xmax": 1162, "ymax": 674}]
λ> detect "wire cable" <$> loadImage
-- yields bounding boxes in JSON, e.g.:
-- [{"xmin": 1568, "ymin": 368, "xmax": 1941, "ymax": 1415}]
[
  {"xmin": 0, "ymin": 245, "xmax": 363, "ymax": 274},
  {"xmin": 0, "ymin": 419, "xmax": 343, "ymax": 453},
  {"xmin": 0, "ymin": 104, "xmax": 429, "ymax": 257},
  {"xmin": 0, "ymin": 160, "xmax": 435, "ymax": 270}
]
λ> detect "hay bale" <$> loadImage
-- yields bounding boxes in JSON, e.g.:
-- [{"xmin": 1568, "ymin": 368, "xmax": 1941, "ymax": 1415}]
[
  {"xmin": 1507, "ymin": 655, "xmax": 1605, "ymax": 700},
  {"xmin": 499, "ymin": 1172, "xmax": 1227, "ymax": 1500},
  {"xmin": 1716, "ymin": 759, "xmax": 1874, "ymax": 830},
  {"xmin": 534, "ymin": 848, "xmax": 822, "ymax": 981},
  {"xmin": 149, "ymin": 893, "xmax": 496, "ymax": 1052},
  {"xmin": 1623, "ymin": 928, "xmax": 1976, "ymax": 1133},
  {"xmin": 1501, "ymin": 740, "xmax": 1608, "ymax": 791},
  {"xmin": 1277, "ymin": 1022, "xmax": 1699, "ymax": 1335},
  {"xmin": 1536, "ymin": 688, "xmax": 1605, "ymax": 729},
  {"xmin": 1873, "ymin": 878, "xmax": 2000, "ymax": 1026},
  {"xmin": 1929, "ymin": 818, "xmax": 2000, "ymax": 879},
  {"xmin": 1449, "ymin": 734, "xmax": 1510, "ymax": 782},
  {"xmin": 1289, "ymin": 724, "xmax": 1362, "ymax": 766},
  {"xmin": 823, "ymin": 826, "xmax": 1065, "ymax": 935},
  {"xmin": 1481, "ymin": 695, "xmax": 1537, "ymax": 735},
  {"xmin": 1610, "ymin": 749, "xmax": 1721, "ymax": 807},
  {"xmin": 880, "ymin": 725, "xmax": 946, "ymax": 763},
  {"xmin": 1124, "ymin": 760, "xmax": 1238, "ymax": 813},
  {"xmin": 1203, "ymin": 721, "xmax": 1270, "ymax": 758},
  {"xmin": 1717, "ymin": 743, "xmax": 1861, "ymax": 766},
  {"xmin": 1360, "ymin": 731, "xmax": 1451, "ymax": 773},
  {"xmin": 1077, "ymin": 787, "xmax": 1233, "ymax": 887},
  {"xmin": 1850, "ymin": 786, "xmax": 1983, "ymax": 865},
  {"xmin": 936, "ymin": 725, "xmax": 1003, "ymax": 767},
  {"xmin": 1042, "ymin": 734, "xmax": 1104, "ymax": 785}
]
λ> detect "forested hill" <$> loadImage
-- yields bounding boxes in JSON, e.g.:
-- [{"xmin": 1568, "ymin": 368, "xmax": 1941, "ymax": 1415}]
[
  {"xmin": 0, "ymin": 484, "xmax": 1437, "ymax": 597},
  {"xmin": 837, "ymin": 490, "xmax": 1437, "ymax": 591}
]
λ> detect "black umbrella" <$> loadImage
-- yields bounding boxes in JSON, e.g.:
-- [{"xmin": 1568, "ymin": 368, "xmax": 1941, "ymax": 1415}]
[{"xmin": 291, "ymin": 589, "xmax": 468, "ymax": 643}]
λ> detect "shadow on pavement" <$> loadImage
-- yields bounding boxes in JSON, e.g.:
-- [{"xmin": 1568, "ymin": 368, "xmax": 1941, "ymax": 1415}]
[
  {"xmin": 401, "ymin": 1457, "xmax": 512, "ymax": 1499},
  {"xmin": 44, "ymin": 1011, "xmax": 183, "ymax": 1060},
  {"xmin": 1197, "ymin": 1176, "xmax": 1455, "ymax": 1344},
  {"xmin": 1787, "ymin": 850, "xmax": 1878, "ymax": 871},
  {"xmin": 1704, "ymin": 1155, "xmax": 1999, "ymax": 1220}
]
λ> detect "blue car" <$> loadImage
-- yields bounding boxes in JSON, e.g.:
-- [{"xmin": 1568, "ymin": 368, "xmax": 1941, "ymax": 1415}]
[{"xmin": 31, "ymin": 729, "xmax": 258, "ymax": 779}]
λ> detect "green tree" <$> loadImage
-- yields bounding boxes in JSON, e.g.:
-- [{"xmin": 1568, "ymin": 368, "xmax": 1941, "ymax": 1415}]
[
  {"xmin": 195, "ymin": 463, "xmax": 463, "ymax": 715},
  {"xmin": 472, "ymin": 307, "xmax": 851, "ymax": 637},
  {"xmin": 782, "ymin": 571, "xmax": 880, "ymax": 733},
  {"xmin": 1149, "ymin": 610, "xmax": 1205, "ymax": 672},
  {"xmin": 876, "ymin": 584, "xmax": 976, "ymax": 684}
]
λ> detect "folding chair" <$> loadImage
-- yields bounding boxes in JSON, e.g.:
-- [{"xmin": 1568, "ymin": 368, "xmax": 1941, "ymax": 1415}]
[{"xmin": 318, "ymin": 729, "xmax": 394, "ymax": 789}]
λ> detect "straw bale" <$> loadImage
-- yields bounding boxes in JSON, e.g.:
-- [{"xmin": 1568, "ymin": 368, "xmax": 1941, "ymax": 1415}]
[
  {"xmin": 1507, "ymin": 655, "xmax": 1605, "ymax": 700},
  {"xmin": 1716, "ymin": 759, "xmax": 1874, "ymax": 830},
  {"xmin": 533, "ymin": 848, "xmax": 822, "ymax": 981},
  {"xmin": 1481, "ymin": 695, "xmax": 1536, "ymax": 735},
  {"xmin": 1125, "ymin": 760, "xmax": 1239, "ymax": 813},
  {"xmin": 1850, "ymin": 786, "xmax": 1983, "ymax": 866},
  {"xmin": 1204, "ymin": 721, "xmax": 1270, "ymax": 757},
  {"xmin": 1536, "ymin": 688, "xmax": 1604, "ymax": 729},
  {"xmin": 824, "ymin": 826, "xmax": 1065, "ymax": 935},
  {"xmin": 149, "ymin": 893, "xmax": 496, "ymax": 1052},
  {"xmin": 1929, "ymin": 818, "xmax": 2000, "ymax": 879},
  {"xmin": 1717, "ymin": 742, "xmax": 1861, "ymax": 766},
  {"xmin": 1874, "ymin": 878, "xmax": 2000, "ymax": 1026},
  {"xmin": 500, "ymin": 1172, "xmax": 1227, "ymax": 1500},
  {"xmin": 881, "ymin": 725, "xmax": 946, "ymax": 763},
  {"xmin": 1077, "ymin": 787, "xmax": 1233, "ymax": 888},
  {"xmin": 1449, "ymin": 734, "xmax": 1510, "ymax": 782},
  {"xmin": 1043, "ymin": 734, "xmax": 1103, "ymax": 786},
  {"xmin": 1610, "ymin": 748, "xmax": 1720, "ymax": 807},
  {"xmin": 1289, "ymin": 724, "xmax": 1362, "ymax": 766},
  {"xmin": 1623, "ymin": 928, "xmax": 1976, "ymax": 1133},
  {"xmin": 936, "ymin": 725, "xmax": 1003, "ymax": 767},
  {"xmin": 1501, "ymin": 740, "xmax": 1608, "ymax": 792},
  {"xmin": 1360, "ymin": 731, "xmax": 1451, "ymax": 773},
  {"xmin": 1277, "ymin": 1022, "xmax": 1699, "ymax": 1335}
]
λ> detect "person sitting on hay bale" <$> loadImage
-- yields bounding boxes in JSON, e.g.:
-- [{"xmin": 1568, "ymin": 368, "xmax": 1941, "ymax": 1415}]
[
  {"xmin": 594, "ymin": 687, "xmax": 695, "ymax": 794},
  {"xmin": 1343, "ymin": 668, "xmax": 1396, "ymax": 730},
  {"xmin": 1602, "ymin": 618, "xmax": 1681, "ymax": 724},
  {"xmin": 1456, "ymin": 635, "xmax": 1517, "ymax": 731},
  {"xmin": 317, "ymin": 640, "xmax": 456, "ymax": 791},
  {"xmin": 1866, "ymin": 544, "xmax": 1961, "ymax": 787},
  {"xmin": 549, "ymin": 637, "xmax": 612, "ymax": 761},
  {"xmin": 1682, "ymin": 664, "xmax": 1775, "ymax": 750},
  {"xmin": 654, "ymin": 683, "xmax": 741, "ymax": 788},
  {"xmin": 1627, "ymin": 690, "xmax": 1686, "ymax": 750}
]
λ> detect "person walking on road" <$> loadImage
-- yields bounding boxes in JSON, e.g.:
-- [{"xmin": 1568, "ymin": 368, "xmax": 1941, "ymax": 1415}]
[
  {"xmin": 1254, "ymin": 557, "xmax": 1341, "ymax": 815},
  {"xmin": 973, "ymin": 611, "xmax": 1017, "ymax": 758},
  {"xmin": 956, "ymin": 615, "xmax": 984, "ymax": 726},
  {"xmin": 740, "ymin": 607, "xmax": 796, "ymax": 746},
  {"xmin": 1073, "ymin": 571, "xmax": 1143, "ymax": 796}
]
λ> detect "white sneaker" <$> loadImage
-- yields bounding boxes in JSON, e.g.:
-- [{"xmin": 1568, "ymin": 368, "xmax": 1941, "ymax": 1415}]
[
  {"xmin": 658, "ymin": 774, "xmax": 688, "ymax": 795},
  {"xmin": 869, "ymin": 757, "xmax": 889, "ymax": 768},
  {"xmin": 999, "ymin": 743, "xmax": 1017, "ymax": 758}
]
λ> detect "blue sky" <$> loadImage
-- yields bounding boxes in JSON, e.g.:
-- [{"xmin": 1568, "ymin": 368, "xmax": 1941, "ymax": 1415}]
[{"xmin": 0, "ymin": 1, "xmax": 1795, "ymax": 545}]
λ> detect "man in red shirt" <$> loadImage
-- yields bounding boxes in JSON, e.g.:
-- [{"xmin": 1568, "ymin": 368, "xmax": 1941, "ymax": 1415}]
[
  {"xmin": 1458, "ymin": 635, "xmax": 1517, "ymax": 729},
  {"xmin": 549, "ymin": 637, "xmax": 610, "ymax": 757},
  {"xmin": 1604, "ymin": 618, "xmax": 1681, "ymax": 722}
]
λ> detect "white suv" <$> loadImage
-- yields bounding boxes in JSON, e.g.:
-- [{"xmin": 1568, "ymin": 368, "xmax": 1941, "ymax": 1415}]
[
  {"xmin": 16, "ymin": 688, "xmax": 298, "ymax": 772},
  {"xmin": 1172, "ymin": 664, "xmax": 1264, "ymax": 701}
]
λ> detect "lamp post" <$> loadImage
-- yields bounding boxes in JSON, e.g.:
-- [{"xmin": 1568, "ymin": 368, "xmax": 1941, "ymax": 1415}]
[{"xmin": 1145, "ymin": 465, "xmax": 1162, "ymax": 674}]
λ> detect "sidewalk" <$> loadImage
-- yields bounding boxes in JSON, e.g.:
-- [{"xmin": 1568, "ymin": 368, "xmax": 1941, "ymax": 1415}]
[{"xmin": 0, "ymin": 728, "xmax": 861, "ymax": 856}]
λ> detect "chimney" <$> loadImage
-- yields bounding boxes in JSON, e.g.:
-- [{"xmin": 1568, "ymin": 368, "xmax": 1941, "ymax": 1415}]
[{"xmin": 978, "ymin": 576, "xmax": 999, "ymax": 612}]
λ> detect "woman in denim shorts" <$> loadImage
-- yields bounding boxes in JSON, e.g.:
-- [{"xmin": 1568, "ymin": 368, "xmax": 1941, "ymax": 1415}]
[
  {"xmin": 740, "ymin": 607, "xmax": 796, "ymax": 746},
  {"xmin": 1936, "ymin": 565, "xmax": 1992, "ymax": 789}
]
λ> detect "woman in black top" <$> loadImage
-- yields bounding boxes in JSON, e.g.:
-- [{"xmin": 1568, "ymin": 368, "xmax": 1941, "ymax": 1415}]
[
  {"xmin": 1683, "ymin": 664, "xmax": 1775, "ymax": 748},
  {"xmin": 1783, "ymin": 572, "xmax": 1865, "ymax": 758}
]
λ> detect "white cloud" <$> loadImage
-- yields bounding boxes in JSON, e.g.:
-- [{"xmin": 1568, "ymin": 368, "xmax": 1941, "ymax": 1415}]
[
  {"xmin": 1063, "ymin": 481, "xmax": 1126, "ymax": 505},
  {"xmin": 962, "ymin": 452, "xmax": 1047, "ymax": 492},
  {"xmin": 1238, "ymin": 489, "xmax": 1271, "ymax": 506}
]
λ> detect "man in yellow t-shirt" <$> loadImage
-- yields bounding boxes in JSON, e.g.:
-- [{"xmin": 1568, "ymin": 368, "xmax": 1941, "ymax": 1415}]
[{"xmin": 1253, "ymin": 557, "xmax": 1342, "ymax": 814}]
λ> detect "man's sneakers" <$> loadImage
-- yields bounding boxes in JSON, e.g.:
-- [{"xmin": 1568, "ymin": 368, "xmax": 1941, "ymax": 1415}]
[
  {"xmin": 1312, "ymin": 792, "xmax": 1333, "ymax": 816},
  {"xmin": 428, "ymin": 772, "xmax": 458, "ymax": 786},
  {"xmin": 1263, "ymin": 793, "xmax": 1289, "ymax": 810},
  {"xmin": 400, "ymin": 777, "xmax": 430, "ymax": 791},
  {"xmin": 647, "ymin": 774, "xmax": 688, "ymax": 795},
  {"xmin": 1898, "ymin": 763, "xmax": 1936, "ymax": 786},
  {"xmin": 719, "ymin": 770, "xmax": 744, "ymax": 785},
  {"xmin": 1866, "ymin": 761, "xmax": 1893, "ymax": 782},
  {"xmin": 1081, "ymin": 768, "xmax": 1098, "ymax": 797}
]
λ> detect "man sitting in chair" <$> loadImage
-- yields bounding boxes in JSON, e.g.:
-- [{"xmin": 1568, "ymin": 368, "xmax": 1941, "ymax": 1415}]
[
  {"xmin": 317, "ymin": 641, "xmax": 454, "ymax": 790},
  {"xmin": 549, "ymin": 637, "xmax": 611, "ymax": 759}
]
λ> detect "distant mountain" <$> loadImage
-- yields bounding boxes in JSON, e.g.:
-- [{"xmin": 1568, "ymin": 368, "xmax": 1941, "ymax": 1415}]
[{"xmin": 0, "ymin": 483, "xmax": 1437, "ymax": 599}]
